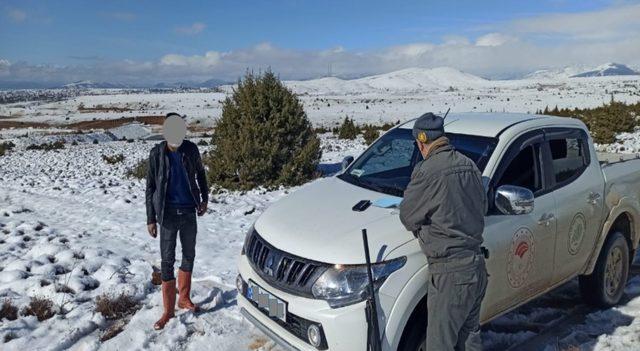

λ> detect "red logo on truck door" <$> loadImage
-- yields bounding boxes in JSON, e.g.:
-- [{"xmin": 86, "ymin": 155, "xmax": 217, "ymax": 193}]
[{"xmin": 507, "ymin": 227, "xmax": 535, "ymax": 289}]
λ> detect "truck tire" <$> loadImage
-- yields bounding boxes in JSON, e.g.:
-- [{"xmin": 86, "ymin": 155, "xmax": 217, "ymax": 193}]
[
  {"xmin": 579, "ymin": 232, "xmax": 629, "ymax": 307},
  {"xmin": 398, "ymin": 321, "xmax": 426, "ymax": 351},
  {"xmin": 397, "ymin": 300, "xmax": 427, "ymax": 351}
]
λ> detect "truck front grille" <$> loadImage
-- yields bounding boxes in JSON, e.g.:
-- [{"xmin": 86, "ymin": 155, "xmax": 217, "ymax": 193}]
[{"xmin": 246, "ymin": 229, "xmax": 328, "ymax": 298}]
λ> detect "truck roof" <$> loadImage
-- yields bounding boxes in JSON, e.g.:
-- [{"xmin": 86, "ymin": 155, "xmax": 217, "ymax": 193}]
[{"xmin": 398, "ymin": 112, "xmax": 584, "ymax": 137}]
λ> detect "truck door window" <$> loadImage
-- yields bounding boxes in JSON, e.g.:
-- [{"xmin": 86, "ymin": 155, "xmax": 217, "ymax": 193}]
[
  {"xmin": 496, "ymin": 144, "xmax": 542, "ymax": 193},
  {"xmin": 549, "ymin": 138, "xmax": 586, "ymax": 184}
]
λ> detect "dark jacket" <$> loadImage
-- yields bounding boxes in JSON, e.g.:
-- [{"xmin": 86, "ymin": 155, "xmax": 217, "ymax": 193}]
[
  {"xmin": 146, "ymin": 140, "xmax": 208, "ymax": 225},
  {"xmin": 399, "ymin": 140, "xmax": 486, "ymax": 260}
]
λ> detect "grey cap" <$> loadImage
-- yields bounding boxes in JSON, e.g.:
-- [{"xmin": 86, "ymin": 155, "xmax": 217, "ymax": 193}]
[{"xmin": 412, "ymin": 112, "xmax": 445, "ymax": 143}]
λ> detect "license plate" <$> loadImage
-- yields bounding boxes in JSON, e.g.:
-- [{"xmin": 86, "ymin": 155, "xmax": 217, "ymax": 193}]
[{"xmin": 247, "ymin": 280, "xmax": 287, "ymax": 322}]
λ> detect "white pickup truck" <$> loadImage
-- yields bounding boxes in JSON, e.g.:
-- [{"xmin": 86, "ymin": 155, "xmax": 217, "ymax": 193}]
[{"xmin": 236, "ymin": 113, "xmax": 640, "ymax": 351}]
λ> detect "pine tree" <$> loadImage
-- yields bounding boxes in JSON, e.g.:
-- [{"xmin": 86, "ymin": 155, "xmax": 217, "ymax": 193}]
[
  {"xmin": 362, "ymin": 125, "xmax": 380, "ymax": 145},
  {"xmin": 205, "ymin": 70, "xmax": 321, "ymax": 190},
  {"xmin": 336, "ymin": 116, "xmax": 358, "ymax": 140}
]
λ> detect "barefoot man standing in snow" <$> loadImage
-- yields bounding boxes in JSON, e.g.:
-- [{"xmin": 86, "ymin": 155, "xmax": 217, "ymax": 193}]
[
  {"xmin": 146, "ymin": 113, "xmax": 209, "ymax": 330},
  {"xmin": 400, "ymin": 112, "xmax": 488, "ymax": 350}
]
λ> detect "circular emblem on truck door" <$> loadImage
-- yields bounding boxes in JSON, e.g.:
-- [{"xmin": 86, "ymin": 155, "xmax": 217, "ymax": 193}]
[
  {"xmin": 507, "ymin": 227, "xmax": 535, "ymax": 289},
  {"xmin": 568, "ymin": 213, "xmax": 586, "ymax": 255}
]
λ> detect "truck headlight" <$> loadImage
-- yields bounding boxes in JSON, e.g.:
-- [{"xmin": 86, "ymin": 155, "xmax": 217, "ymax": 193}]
[
  {"xmin": 311, "ymin": 257, "xmax": 406, "ymax": 308},
  {"xmin": 241, "ymin": 225, "xmax": 254, "ymax": 255}
]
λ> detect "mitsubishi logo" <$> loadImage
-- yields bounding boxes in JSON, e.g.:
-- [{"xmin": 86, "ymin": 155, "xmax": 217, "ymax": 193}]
[{"xmin": 264, "ymin": 254, "xmax": 276, "ymax": 276}]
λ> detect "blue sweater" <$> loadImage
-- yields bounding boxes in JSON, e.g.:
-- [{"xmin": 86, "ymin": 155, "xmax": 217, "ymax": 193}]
[{"xmin": 166, "ymin": 150, "xmax": 196, "ymax": 209}]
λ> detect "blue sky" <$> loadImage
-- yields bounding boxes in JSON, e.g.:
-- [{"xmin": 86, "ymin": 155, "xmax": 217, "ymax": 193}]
[{"xmin": 1, "ymin": 0, "xmax": 639, "ymax": 84}]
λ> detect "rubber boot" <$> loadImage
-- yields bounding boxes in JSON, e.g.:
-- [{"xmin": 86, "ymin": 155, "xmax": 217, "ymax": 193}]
[
  {"xmin": 154, "ymin": 280, "xmax": 176, "ymax": 330},
  {"xmin": 177, "ymin": 269, "xmax": 198, "ymax": 312}
]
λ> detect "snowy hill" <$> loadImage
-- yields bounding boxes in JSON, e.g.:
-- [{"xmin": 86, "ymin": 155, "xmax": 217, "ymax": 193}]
[
  {"xmin": 285, "ymin": 67, "xmax": 489, "ymax": 95},
  {"xmin": 571, "ymin": 63, "xmax": 638, "ymax": 78},
  {"xmin": 524, "ymin": 66, "xmax": 589, "ymax": 80},
  {"xmin": 62, "ymin": 81, "xmax": 128, "ymax": 89}
]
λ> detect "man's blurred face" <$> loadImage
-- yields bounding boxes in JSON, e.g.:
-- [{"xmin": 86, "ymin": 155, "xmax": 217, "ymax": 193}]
[{"xmin": 163, "ymin": 116, "xmax": 186, "ymax": 149}]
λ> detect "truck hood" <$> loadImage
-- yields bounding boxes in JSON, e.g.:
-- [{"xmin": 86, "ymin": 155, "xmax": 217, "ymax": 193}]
[{"xmin": 254, "ymin": 177, "xmax": 414, "ymax": 264}]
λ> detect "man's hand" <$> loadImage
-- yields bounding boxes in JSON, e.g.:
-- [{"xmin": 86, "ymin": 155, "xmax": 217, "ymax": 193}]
[
  {"xmin": 198, "ymin": 202, "xmax": 208, "ymax": 216},
  {"xmin": 148, "ymin": 223, "xmax": 157, "ymax": 238}
]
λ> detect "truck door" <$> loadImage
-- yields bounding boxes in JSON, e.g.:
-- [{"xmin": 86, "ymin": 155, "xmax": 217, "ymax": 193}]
[
  {"xmin": 482, "ymin": 130, "xmax": 557, "ymax": 318},
  {"xmin": 544, "ymin": 128, "xmax": 605, "ymax": 283}
]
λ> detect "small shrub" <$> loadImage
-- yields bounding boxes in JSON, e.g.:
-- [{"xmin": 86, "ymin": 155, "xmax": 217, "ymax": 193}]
[
  {"xmin": 336, "ymin": 117, "xmax": 359, "ymax": 140},
  {"xmin": 362, "ymin": 126, "xmax": 380, "ymax": 145},
  {"xmin": 71, "ymin": 140, "xmax": 78, "ymax": 146},
  {"xmin": 126, "ymin": 159, "xmax": 148, "ymax": 179},
  {"xmin": 0, "ymin": 299, "xmax": 18, "ymax": 321},
  {"xmin": 314, "ymin": 126, "xmax": 331, "ymax": 134},
  {"xmin": 4, "ymin": 332, "xmax": 17, "ymax": 343},
  {"xmin": 55, "ymin": 284, "xmax": 75, "ymax": 294},
  {"xmin": 22, "ymin": 297, "xmax": 55, "ymax": 321},
  {"xmin": 0, "ymin": 141, "xmax": 16, "ymax": 156},
  {"xmin": 26, "ymin": 141, "xmax": 65, "ymax": 151},
  {"xmin": 93, "ymin": 139, "xmax": 99, "ymax": 144},
  {"xmin": 197, "ymin": 139, "xmax": 209, "ymax": 146},
  {"xmin": 102, "ymin": 154, "xmax": 125, "ymax": 164},
  {"xmin": 95, "ymin": 293, "xmax": 139, "ymax": 320}
]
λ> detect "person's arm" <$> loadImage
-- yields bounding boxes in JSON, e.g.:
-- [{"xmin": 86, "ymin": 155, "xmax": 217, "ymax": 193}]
[
  {"xmin": 399, "ymin": 168, "xmax": 437, "ymax": 232},
  {"xmin": 145, "ymin": 148, "xmax": 157, "ymax": 225},
  {"xmin": 193, "ymin": 144, "xmax": 209, "ymax": 215}
]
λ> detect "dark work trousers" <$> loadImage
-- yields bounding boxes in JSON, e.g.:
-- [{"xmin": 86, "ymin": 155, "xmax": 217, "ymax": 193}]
[
  {"xmin": 160, "ymin": 208, "xmax": 197, "ymax": 281},
  {"xmin": 426, "ymin": 253, "xmax": 488, "ymax": 351}
]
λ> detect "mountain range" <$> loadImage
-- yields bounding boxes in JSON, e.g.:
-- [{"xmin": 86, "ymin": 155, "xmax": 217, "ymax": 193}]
[{"xmin": 0, "ymin": 63, "xmax": 637, "ymax": 90}]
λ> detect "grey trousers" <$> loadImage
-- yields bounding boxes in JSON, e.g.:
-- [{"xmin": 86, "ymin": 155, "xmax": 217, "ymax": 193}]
[
  {"xmin": 426, "ymin": 254, "xmax": 488, "ymax": 351},
  {"xmin": 160, "ymin": 209, "xmax": 197, "ymax": 281}
]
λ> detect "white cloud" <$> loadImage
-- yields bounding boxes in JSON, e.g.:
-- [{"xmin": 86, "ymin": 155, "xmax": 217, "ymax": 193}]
[
  {"xmin": 160, "ymin": 51, "xmax": 221, "ymax": 67},
  {"xmin": 175, "ymin": 22, "xmax": 206, "ymax": 35},
  {"xmin": 509, "ymin": 3, "xmax": 640, "ymax": 40},
  {"xmin": 476, "ymin": 33, "xmax": 515, "ymax": 47},
  {"xmin": 7, "ymin": 8, "xmax": 26, "ymax": 22},
  {"xmin": 3, "ymin": 3, "xmax": 640, "ymax": 85}
]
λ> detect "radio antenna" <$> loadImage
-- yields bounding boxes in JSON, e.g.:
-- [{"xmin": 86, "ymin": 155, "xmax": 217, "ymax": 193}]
[{"xmin": 443, "ymin": 108, "xmax": 451, "ymax": 119}]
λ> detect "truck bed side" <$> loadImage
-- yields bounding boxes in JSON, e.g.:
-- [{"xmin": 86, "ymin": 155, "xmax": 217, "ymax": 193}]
[{"xmin": 584, "ymin": 158, "xmax": 640, "ymax": 274}]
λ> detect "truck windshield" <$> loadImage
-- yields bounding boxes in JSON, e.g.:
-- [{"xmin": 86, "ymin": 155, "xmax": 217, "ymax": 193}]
[{"xmin": 338, "ymin": 128, "xmax": 497, "ymax": 197}]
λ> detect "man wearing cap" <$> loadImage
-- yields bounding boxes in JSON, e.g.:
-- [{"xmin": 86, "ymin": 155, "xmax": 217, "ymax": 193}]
[
  {"xmin": 146, "ymin": 113, "xmax": 209, "ymax": 330},
  {"xmin": 399, "ymin": 112, "xmax": 488, "ymax": 350}
]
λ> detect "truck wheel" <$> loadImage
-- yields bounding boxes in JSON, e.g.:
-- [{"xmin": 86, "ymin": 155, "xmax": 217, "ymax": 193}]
[
  {"xmin": 399, "ymin": 323, "xmax": 426, "ymax": 351},
  {"xmin": 579, "ymin": 232, "xmax": 629, "ymax": 307},
  {"xmin": 397, "ymin": 300, "xmax": 427, "ymax": 351}
]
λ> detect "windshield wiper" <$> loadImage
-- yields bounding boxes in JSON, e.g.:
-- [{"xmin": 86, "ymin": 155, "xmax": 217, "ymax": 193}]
[{"xmin": 358, "ymin": 178, "xmax": 404, "ymax": 197}]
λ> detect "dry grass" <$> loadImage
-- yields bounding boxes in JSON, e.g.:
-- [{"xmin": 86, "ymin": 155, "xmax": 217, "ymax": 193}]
[
  {"xmin": 0, "ymin": 299, "xmax": 18, "ymax": 321},
  {"xmin": 100, "ymin": 320, "xmax": 127, "ymax": 342},
  {"xmin": 102, "ymin": 154, "xmax": 125, "ymax": 164},
  {"xmin": 55, "ymin": 284, "xmax": 75, "ymax": 294},
  {"xmin": 95, "ymin": 293, "xmax": 139, "ymax": 320},
  {"xmin": 4, "ymin": 332, "xmax": 18, "ymax": 343},
  {"xmin": 248, "ymin": 336, "xmax": 270, "ymax": 350},
  {"xmin": 22, "ymin": 297, "xmax": 55, "ymax": 321}
]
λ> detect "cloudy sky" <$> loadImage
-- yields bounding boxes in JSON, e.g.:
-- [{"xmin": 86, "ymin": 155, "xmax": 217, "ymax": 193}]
[{"xmin": 1, "ymin": 0, "xmax": 639, "ymax": 86}]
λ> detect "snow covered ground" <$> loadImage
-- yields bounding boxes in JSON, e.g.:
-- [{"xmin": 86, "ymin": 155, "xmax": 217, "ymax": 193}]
[
  {"xmin": 1, "ymin": 67, "xmax": 639, "ymax": 128},
  {"xmin": 0, "ymin": 134, "xmax": 369, "ymax": 351},
  {"xmin": 0, "ymin": 130, "xmax": 639, "ymax": 351}
]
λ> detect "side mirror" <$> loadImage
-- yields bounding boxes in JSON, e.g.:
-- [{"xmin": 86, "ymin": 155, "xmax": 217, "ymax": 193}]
[
  {"xmin": 342, "ymin": 156, "xmax": 354, "ymax": 171},
  {"xmin": 495, "ymin": 185, "xmax": 534, "ymax": 215}
]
